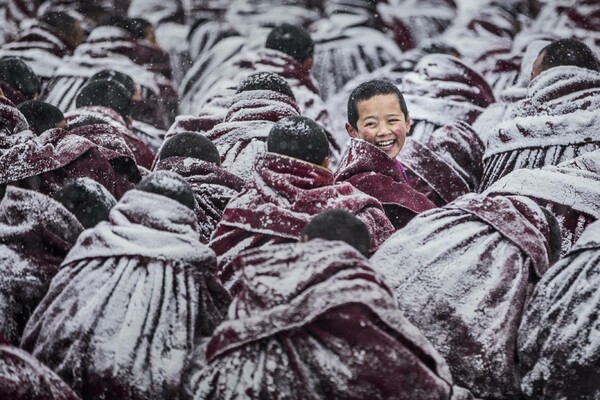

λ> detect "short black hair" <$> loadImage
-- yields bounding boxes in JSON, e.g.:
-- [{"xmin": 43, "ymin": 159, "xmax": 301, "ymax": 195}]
[
  {"xmin": 89, "ymin": 69, "xmax": 136, "ymax": 98},
  {"xmin": 539, "ymin": 38, "xmax": 599, "ymax": 73},
  {"xmin": 135, "ymin": 170, "xmax": 196, "ymax": 210},
  {"xmin": 17, "ymin": 100, "xmax": 64, "ymax": 135},
  {"xmin": 237, "ymin": 72, "xmax": 296, "ymax": 101},
  {"xmin": 265, "ymin": 24, "xmax": 314, "ymax": 64},
  {"xmin": 39, "ymin": 11, "xmax": 79, "ymax": 38},
  {"xmin": 267, "ymin": 116, "xmax": 329, "ymax": 165},
  {"xmin": 53, "ymin": 178, "xmax": 116, "ymax": 229},
  {"xmin": 75, "ymin": 79, "xmax": 132, "ymax": 121},
  {"xmin": 301, "ymin": 209, "xmax": 371, "ymax": 257},
  {"xmin": 347, "ymin": 79, "xmax": 408, "ymax": 130},
  {"xmin": 158, "ymin": 132, "xmax": 221, "ymax": 165},
  {"xmin": 0, "ymin": 58, "xmax": 40, "ymax": 100}
]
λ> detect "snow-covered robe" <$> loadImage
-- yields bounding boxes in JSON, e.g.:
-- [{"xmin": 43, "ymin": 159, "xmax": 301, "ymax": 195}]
[
  {"xmin": 183, "ymin": 239, "xmax": 475, "ymax": 400},
  {"xmin": 0, "ymin": 128, "xmax": 120, "ymax": 198},
  {"xmin": 154, "ymin": 157, "xmax": 244, "ymax": 244},
  {"xmin": 66, "ymin": 106, "xmax": 155, "ymax": 169},
  {"xmin": 0, "ymin": 21, "xmax": 75, "ymax": 85},
  {"xmin": 210, "ymin": 152, "xmax": 395, "ymax": 290},
  {"xmin": 0, "ymin": 338, "xmax": 80, "ymax": 400},
  {"xmin": 480, "ymin": 66, "xmax": 600, "ymax": 190},
  {"xmin": 180, "ymin": 47, "xmax": 334, "ymax": 143},
  {"xmin": 204, "ymin": 90, "xmax": 300, "ymax": 180},
  {"xmin": 370, "ymin": 193, "xmax": 553, "ymax": 399},
  {"xmin": 0, "ymin": 187, "xmax": 83, "ymax": 345},
  {"xmin": 334, "ymin": 138, "xmax": 435, "ymax": 229},
  {"xmin": 310, "ymin": 20, "xmax": 403, "ymax": 100},
  {"xmin": 401, "ymin": 121, "xmax": 485, "ymax": 207},
  {"xmin": 518, "ymin": 219, "xmax": 600, "ymax": 400},
  {"xmin": 20, "ymin": 190, "xmax": 231, "ymax": 400},
  {"xmin": 42, "ymin": 26, "xmax": 177, "ymax": 130},
  {"xmin": 401, "ymin": 54, "xmax": 496, "ymax": 141},
  {"xmin": 483, "ymin": 151, "xmax": 600, "ymax": 255}
]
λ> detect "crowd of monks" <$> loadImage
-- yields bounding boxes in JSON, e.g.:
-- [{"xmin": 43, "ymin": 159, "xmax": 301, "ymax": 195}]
[{"xmin": 0, "ymin": 0, "xmax": 599, "ymax": 399}]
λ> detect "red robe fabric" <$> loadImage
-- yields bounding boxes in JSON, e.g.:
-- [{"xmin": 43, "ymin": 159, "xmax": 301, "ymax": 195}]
[
  {"xmin": 518, "ymin": 219, "xmax": 600, "ymax": 400},
  {"xmin": 42, "ymin": 26, "xmax": 177, "ymax": 130},
  {"xmin": 334, "ymin": 138, "xmax": 435, "ymax": 229},
  {"xmin": 401, "ymin": 54, "xmax": 495, "ymax": 141},
  {"xmin": 401, "ymin": 121, "xmax": 485, "ymax": 207},
  {"xmin": 0, "ymin": 339, "xmax": 80, "ymax": 400},
  {"xmin": 210, "ymin": 153, "xmax": 395, "ymax": 291},
  {"xmin": 66, "ymin": 106, "xmax": 155, "ymax": 169},
  {"xmin": 183, "ymin": 239, "xmax": 475, "ymax": 400},
  {"xmin": 21, "ymin": 189, "xmax": 231, "ymax": 400},
  {"xmin": 0, "ymin": 128, "xmax": 120, "ymax": 198},
  {"xmin": 0, "ymin": 22, "xmax": 75, "ymax": 84},
  {"xmin": 204, "ymin": 90, "xmax": 300, "ymax": 180},
  {"xmin": 371, "ymin": 193, "xmax": 553, "ymax": 399},
  {"xmin": 0, "ymin": 187, "xmax": 83, "ymax": 345},
  {"xmin": 154, "ymin": 156, "xmax": 244, "ymax": 244},
  {"xmin": 480, "ymin": 66, "xmax": 600, "ymax": 190},
  {"xmin": 483, "ymin": 152, "xmax": 600, "ymax": 256}
]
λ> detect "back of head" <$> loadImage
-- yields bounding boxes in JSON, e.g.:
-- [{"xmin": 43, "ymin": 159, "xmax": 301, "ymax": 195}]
[
  {"xmin": 158, "ymin": 132, "xmax": 221, "ymax": 165},
  {"xmin": 537, "ymin": 38, "xmax": 599, "ymax": 75},
  {"xmin": 237, "ymin": 72, "xmax": 296, "ymax": 101},
  {"xmin": 135, "ymin": 170, "xmax": 196, "ymax": 210},
  {"xmin": 75, "ymin": 79, "xmax": 132, "ymax": 121},
  {"xmin": 267, "ymin": 116, "xmax": 329, "ymax": 165},
  {"xmin": 39, "ymin": 11, "xmax": 84, "ymax": 47},
  {"xmin": 53, "ymin": 178, "xmax": 116, "ymax": 229},
  {"xmin": 17, "ymin": 100, "xmax": 64, "ymax": 135},
  {"xmin": 301, "ymin": 209, "xmax": 371, "ymax": 257},
  {"xmin": 347, "ymin": 79, "xmax": 408, "ymax": 130},
  {"xmin": 89, "ymin": 69, "xmax": 136, "ymax": 98},
  {"xmin": 0, "ymin": 58, "xmax": 40, "ymax": 102},
  {"xmin": 265, "ymin": 24, "xmax": 314, "ymax": 64}
]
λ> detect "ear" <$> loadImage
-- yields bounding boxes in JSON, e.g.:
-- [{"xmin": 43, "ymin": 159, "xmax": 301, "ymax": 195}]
[{"xmin": 345, "ymin": 122, "xmax": 358, "ymax": 138}]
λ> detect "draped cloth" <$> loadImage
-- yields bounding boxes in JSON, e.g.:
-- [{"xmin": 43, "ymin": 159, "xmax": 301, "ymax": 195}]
[
  {"xmin": 154, "ymin": 157, "xmax": 244, "ymax": 243},
  {"xmin": 21, "ymin": 190, "xmax": 231, "ymax": 400},
  {"xmin": 210, "ymin": 153, "xmax": 394, "ymax": 291},
  {"xmin": 518, "ymin": 219, "xmax": 600, "ymax": 400},
  {"xmin": 334, "ymin": 138, "xmax": 435, "ymax": 229},
  {"xmin": 0, "ymin": 187, "xmax": 83, "ymax": 345},
  {"xmin": 0, "ymin": 339, "xmax": 80, "ymax": 400},
  {"xmin": 183, "ymin": 240, "xmax": 475, "ymax": 400},
  {"xmin": 480, "ymin": 66, "xmax": 600, "ymax": 190},
  {"xmin": 371, "ymin": 193, "xmax": 553, "ymax": 399}
]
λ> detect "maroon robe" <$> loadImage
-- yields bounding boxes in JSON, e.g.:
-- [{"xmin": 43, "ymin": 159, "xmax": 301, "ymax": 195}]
[
  {"xmin": 480, "ymin": 66, "xmax": 600, "ymax": 190},
  {"xmin": 0, "ymin": 128, "xmax": 120, "ymax": 198},
  {"xmin": 42, "ymin": 26, "xmax": 177, "ymax": 130},
  {"xmin": 154, "ymin": 157, "xmax": 244, "ymax": 243},
  {"xmin": 371, "ymin": 193, "xmax": 554, "ymax": 399},
  {"xmin": 0, "ymin": 187, "xmax": 83, "ymax": 345},
  {"xmin": 0, "ymin": 339, "xmax": 80, "ymax": 400},
  {"xmin": 210, "ymin": 153, "xmax": 395, "ymax": 291},
  {"xmin": 21, "ymin": 189, "xmax": 231, "ymax": 400},
  {"xmin": 334, "ymin": 138, "xmax": 435, "ymax": 229},
  {"xmin": 401, "ymin": 121, "xmax": 485, "ymax": 207},
  {"xmin": 0, "ymin": 22, "xmax": 75, "ymax": 85},
  {"xmin": 401, "ymin": 54, "xmax": 495, "ymax": 141},
  {"xmin": 204, "ymin": 90, "xmax": 300, "ymax": 179},
  {"xmin": 66, "ymin": 106, "xmax": 155, "ymax": 169},
  {"xmin": 518, "ymin": 219, "xmax": 600, "ymax": 400},
  {"xmin": 183, "ymin": 239, "xmax": 475, "ymax": 400},
  {"xmin": 483, "ymin": 151, "xmax": 600, "ymax": 255}
]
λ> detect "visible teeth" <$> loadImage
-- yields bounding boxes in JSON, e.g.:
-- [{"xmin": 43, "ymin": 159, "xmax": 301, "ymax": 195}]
[{"xmin": 376, "ymin": 140, "xmax": 395, "ymax": 147}]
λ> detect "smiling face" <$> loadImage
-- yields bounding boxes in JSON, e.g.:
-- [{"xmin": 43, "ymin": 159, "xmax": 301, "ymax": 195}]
[{"xmin": 346, "ymin": 94, "xmax": 410, "ymax": 159}]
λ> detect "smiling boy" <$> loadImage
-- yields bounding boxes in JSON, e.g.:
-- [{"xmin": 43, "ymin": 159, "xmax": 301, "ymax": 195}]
[{"xmin": 335, "ymin": 80, "xmax": 435, "ymax": 229}]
